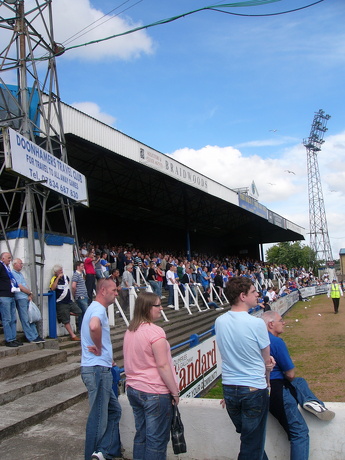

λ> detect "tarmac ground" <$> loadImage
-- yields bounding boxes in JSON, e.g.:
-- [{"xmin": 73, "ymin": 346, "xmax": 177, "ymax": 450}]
[{"xmin": 1, "ymin": 399, "xmax": 90, "ymax": 460}]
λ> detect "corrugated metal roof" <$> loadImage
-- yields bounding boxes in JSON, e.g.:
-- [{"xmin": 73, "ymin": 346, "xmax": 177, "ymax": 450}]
[{"xmin": 43, "ymin": 95, "xmax": 305, "ymax": 240}]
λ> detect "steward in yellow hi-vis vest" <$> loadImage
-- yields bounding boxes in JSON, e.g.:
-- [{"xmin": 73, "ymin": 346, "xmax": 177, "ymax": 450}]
[{"xmin": 327, "ymin": 279, "xmax": 343, "ymax": 314}]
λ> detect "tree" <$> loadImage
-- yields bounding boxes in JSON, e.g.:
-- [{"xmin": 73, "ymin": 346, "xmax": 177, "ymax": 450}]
[{"xmin": 266, "ymin": 241, "xmax": 317, "ymax": 270}]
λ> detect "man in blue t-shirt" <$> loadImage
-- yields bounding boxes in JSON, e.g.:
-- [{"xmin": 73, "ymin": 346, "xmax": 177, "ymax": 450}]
[
  {"xmin": 263, "ymin": 311, "xmax": 335, "ymax": 460},
  {"xmin": 81, "ymin": 278, "xmax": 122, "ymax": 460},
  {"xmin": 215, "ymin": 277, "xmax": 274, "ymax": 460}
]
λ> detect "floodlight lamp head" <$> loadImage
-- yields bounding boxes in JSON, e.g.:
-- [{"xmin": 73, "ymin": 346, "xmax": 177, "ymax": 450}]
[{"xmin": 4, "ymin": 0, "xmax": 18, "ymax": 4}]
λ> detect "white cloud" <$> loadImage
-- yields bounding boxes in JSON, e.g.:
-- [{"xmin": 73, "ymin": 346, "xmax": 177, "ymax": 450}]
[
  {"xmin": 71, "ymin": 101, "xmax": 116, "ymax": 126},
  {"xmin": 51, "ymin": 0, "xmax": 154, "ymax": 61},
  {"xmin": 0, "ymin": 0, "xmax": 154, "ymax": 62},
  {"xmin": 235, "ymin": 136, "xmax": 298, "ymax": 148},
  {"xmin": 169, "ymin": 132, "xmax": 345, "ymax": 257}
]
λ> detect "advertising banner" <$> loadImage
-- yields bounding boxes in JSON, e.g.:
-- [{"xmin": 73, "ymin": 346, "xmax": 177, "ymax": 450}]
[
  {"xmin": 173, "ymin": 337, "xmax": 222, "ymax": 398},
  {"xmin": 267, "ymin": 210, "xmax": 287, "ymax": 229},
  {"xmin": 5, "ymin": 128, "xmax": 88, "ymax": 205},
  {"xmin": 238, "ymin": 193, "xmax": 268, "ymax": 219},
  {"xmin": 139, "ymin": 146, "xmax": 208, "ymax": 192}
]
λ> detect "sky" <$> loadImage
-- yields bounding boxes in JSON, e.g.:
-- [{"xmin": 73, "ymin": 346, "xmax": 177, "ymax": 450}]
[{"xmin": 1, "ymin": 0, "xmax": 345, "ymax": 259}]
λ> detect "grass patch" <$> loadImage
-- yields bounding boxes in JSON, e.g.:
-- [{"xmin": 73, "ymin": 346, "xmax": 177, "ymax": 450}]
[
  {"xmin": 203, "ymin": 377, "xmax": 223, "ymax": 399},
  {"xmin": 203, "ymin": 294, "xmax": 345, "ymax": 401}
]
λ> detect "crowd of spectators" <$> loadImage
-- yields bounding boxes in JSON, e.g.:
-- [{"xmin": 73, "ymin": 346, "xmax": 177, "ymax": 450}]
[{"xmin": 77, "ymin": 241, "xmax": 328, "ymax": 308}]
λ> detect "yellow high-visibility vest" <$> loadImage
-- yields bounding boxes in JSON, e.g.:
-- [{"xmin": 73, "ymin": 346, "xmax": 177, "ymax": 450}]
[{"xmin": 330, "ymin": 283, "xmax": 341, "ymax": 299}]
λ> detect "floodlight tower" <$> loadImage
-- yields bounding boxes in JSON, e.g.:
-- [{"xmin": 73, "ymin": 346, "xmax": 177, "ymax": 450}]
[
  {"xmin": 303, "ymin": 109, "xmax": 333, "ymax": 265},
  {"xmin": 0, "ymin": 0, "xmax": 79, "ymax": 301}
]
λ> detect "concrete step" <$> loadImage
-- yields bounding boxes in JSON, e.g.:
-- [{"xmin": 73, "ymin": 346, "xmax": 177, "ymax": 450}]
[
  {"xmin": 0, "ymin": 337, "xmax": 59, "ymax": 358},
  {"xmin": 0, "ymin": 375, "xmax": 87, "ymax": 442},
  {"xmin": 0, "ymin": 348, "xmax": 68, "ymax": 382},
  {"xmin": 0, "ymin": 360, "xmax": 80, "ymax": 406},
  {"xmin": 0, "ymin": 301, "xmax": 229, "ymax": 442}
]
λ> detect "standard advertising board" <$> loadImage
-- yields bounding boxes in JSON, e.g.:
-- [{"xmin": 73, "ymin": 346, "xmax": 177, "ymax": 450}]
[
  {"xmin": 173, "ymin": 337, "xmax": 222, "ymax": 398},
  {"xmin": 5, "ymin": 128, "xmax": 88, "ymax": 205}
]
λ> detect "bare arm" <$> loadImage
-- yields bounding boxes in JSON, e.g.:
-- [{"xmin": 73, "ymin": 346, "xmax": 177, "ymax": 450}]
[
  {"xmin": 284, "ymin": 368, "xmax": 295, "ymax": 381},
  {"xmin": 50, "ymin": 274, "xmax": 63, "ymax": 291},
  {"xmin": 17, "ymin": 283, "xmax": 32, "ymax": 296},
  {"xmin": 152, "ymin": 338, "xmax": 179, "ymax": 405},
  {"xmin": 71, "ymin": 281, "xmax": 77, "ymax": 299},
  {"xmin": 261, "ymin": 345, "xmax": 276, "ymax": 386},
  {"xmin": 88, "ymin": 317, "xmax": 102, "ymax": 356}
]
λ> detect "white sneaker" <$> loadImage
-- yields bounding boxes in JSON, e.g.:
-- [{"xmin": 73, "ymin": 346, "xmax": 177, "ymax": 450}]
[
  {"xmin": 91, "ymin": 452, "xmax": 106, "ymax": 460},
  {"xmin": 167, "ymin": 304, "xmax": 175, "ymax": 309},
  {"xmin": 303, "ymin": 401, "xmax": 335, "ymax": 421},
  {"xmin": 161, "ymin": 295, "xmax": 166, "ymax": 299}
]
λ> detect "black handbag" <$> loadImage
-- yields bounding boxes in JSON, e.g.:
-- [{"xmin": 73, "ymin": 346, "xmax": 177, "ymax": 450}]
[{"xmin": 171, "ymin": 404, "xmax": 187, "ymax": 454}]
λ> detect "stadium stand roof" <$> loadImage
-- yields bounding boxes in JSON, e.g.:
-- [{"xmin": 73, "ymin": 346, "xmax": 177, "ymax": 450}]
[
  {"xmin": 2, "ymin": 96, "xmax": 305, "ymax": 258},
  {"xmin": 55, "ymin": 101, "xmax": 305, "ymax": 257}
]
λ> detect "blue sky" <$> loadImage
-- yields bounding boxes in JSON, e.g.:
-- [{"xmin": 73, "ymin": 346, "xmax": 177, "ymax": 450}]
[{"xmin": 2, "ymin": 0, "xmax": 345, "ymax": 258}]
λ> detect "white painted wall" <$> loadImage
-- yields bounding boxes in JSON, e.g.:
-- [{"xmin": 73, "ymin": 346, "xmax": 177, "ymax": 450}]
[
  {"xmin": 0, "ymin": 238, "xmax": 75, "ymax": 337},
  {"xmin": 118, "ymin": 396, "xmax": 344, "ymax": 460}
]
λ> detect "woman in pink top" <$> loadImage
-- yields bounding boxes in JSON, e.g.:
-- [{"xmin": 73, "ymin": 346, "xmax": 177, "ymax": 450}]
[{"xmin": 123, "ymin": 292, "xmax": 179, "ymax": 460}]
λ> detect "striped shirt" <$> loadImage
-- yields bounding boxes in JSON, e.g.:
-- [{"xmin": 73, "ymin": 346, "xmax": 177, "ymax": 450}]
[{"xmin": 71, "ymin": 271, "xmax": 88, "ymax": 299}]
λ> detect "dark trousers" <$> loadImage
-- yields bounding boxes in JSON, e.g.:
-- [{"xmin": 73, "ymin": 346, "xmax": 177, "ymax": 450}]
[
  {"xmin": 332, "ymin": 297, "xmax": 340, "ymax": 313},
  {"xmin": 85, "ymin": 274, "xmax": 96, "ymax": 303}
]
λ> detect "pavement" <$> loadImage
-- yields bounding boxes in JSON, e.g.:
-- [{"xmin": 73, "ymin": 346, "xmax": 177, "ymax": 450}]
[{"xmin": 0, "ymin": 399, "xmax": 89, "ymax": 460}]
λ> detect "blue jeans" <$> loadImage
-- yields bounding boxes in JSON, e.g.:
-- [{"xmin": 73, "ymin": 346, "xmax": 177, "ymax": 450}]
[
  {"xmin": 81, "ymin": 366, "xmax": 122, "ymax": 460},
  {"xmin": 167, "ymin": 285, "xmax": 174, "ymax": 306},
  {"xmin": 0, "ymin": 296, "xmax": 17, "ymax": 342},
  {"xmin": 15, "ymin": 298, "xmax": 38, "ymax": 342},
  {"xmin": 156, "ymin": 281, "xmax": 162, "ymax": 298},
  {"xmin": 277, "ymin": 377, "xmax": 323, "ymax": 460},
  {"xmin": 127, "ymin": 386, "xmax": 173, "ymax": 460},
  {"xmin": 189, "ymin": 285, "xmax": 196, "ymax": 303},
  {"xmin": 208, "ymin": 301, "xmax": 219, "ymax": 309},
  {"xmin": 76, "ymin": 297, "xmax": 89, "ymax": 331},
  {"xmin": 223, "ymin": 385, "xmax": 269, "ymax": 460},
  {"xmin": 148, "ymin": 280, "xmax": 160, "ymax": 296}
]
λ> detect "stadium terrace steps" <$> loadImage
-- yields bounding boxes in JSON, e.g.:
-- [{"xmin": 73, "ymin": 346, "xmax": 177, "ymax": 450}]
[
  {"xmin": 0, "ymin": 347, "xmax": 67, "ymax": 382},
  {"xmin": 0, "ymin": 299, "xmax": 230, "ymax": 441},
  {"xmin": 0, "ymin": 375, "xmax": 86, "ymax": 441}
]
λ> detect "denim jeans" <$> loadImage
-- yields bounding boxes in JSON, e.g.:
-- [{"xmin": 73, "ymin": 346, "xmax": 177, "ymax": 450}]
[
  {"xmin": 127, "ymin": 386, "xmax": 173, "ymax": 460},
  {"xmin": 189, "ymin": 285, "xmax": 196, "ymax": 303},
  {"xmin": 282, "ymin": 377, "xmax": 323, "ymax": 460},
  {"xmin": 15, "ymin": 298, "xmax": 38, "ymax": 342},
  {"xmin": 148, "ymin": 280, "xmax": 160, "ymax": 296},
  {"xmin": 282, "ymin": 386, "xmax": 309, "ymax": 460},
  {"xmin": 167, "ymin": 285, "xmax": 174, "ymax": 306},
  {"xmin": 0, "ymin": 296, "xmax": 17, "ymax": 342},
  {"xmin": 223, "ymin": 385, "xmax": 269, "ymax": 460},
  {"xmin": 76, "ymin": 297, "xmax": 89, "ymax": 332},
  {"xmin": 81, "ymin": 366, "xmax": 122, "ymax": 460},
  {"xmin": 156, "ymin": 281, "xmax": 163, "ymax": 298}
]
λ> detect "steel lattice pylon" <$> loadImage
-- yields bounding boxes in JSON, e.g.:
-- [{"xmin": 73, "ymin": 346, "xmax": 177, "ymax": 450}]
[
  {"xmin": 0, "ymin": 0, "xmax": 79, "ymax": 306},
  {"xmin": 303, "ymin": 109, "xmax": 333, "ymax": 265}
]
